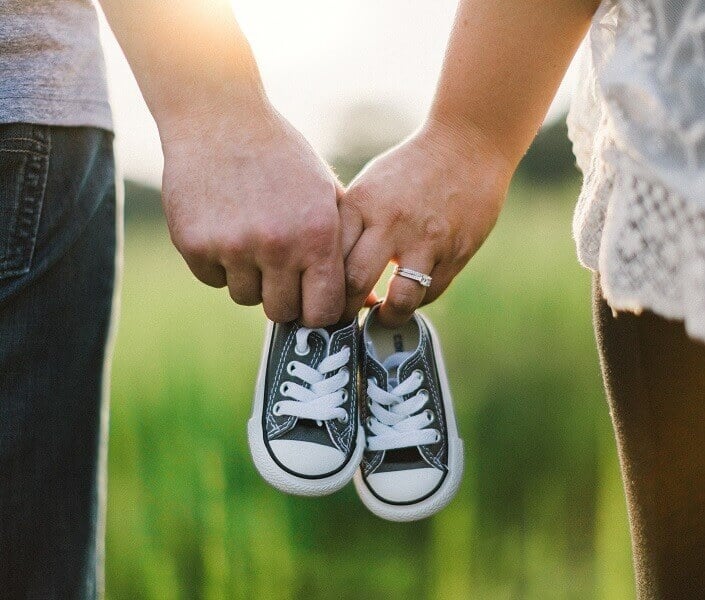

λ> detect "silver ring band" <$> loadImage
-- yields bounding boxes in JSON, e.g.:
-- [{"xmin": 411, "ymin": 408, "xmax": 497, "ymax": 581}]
[{"xmin": 393, "ymin": 266, "xmax": 432, "ymax": 288}]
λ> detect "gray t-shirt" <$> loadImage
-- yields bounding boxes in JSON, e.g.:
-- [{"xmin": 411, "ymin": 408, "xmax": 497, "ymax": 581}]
[{"xmin": 0, "ymin": 0, "xmax": 112, "ymax": 130}]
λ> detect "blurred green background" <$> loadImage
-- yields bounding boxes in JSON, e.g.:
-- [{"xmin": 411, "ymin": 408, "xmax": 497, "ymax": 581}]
[{"xmin": 106, "ymin": 114, "xmax": 635, "ymax": 599}]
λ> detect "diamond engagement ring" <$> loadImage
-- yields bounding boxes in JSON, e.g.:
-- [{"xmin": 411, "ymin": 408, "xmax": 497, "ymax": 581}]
[{"xmin": 393, "ymin": 266, "xmax": 432, "ymax": 288}]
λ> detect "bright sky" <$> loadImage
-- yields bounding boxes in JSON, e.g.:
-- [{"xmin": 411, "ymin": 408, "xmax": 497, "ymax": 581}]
[{"xmin": 100, "ymin": 0, "xmax": 575, "ymax": 187}]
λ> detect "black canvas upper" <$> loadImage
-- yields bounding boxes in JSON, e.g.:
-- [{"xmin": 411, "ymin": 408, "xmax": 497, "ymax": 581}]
[
  {"xmin": 262, "ymin": 318, "xmax": 360, "ymax": 477},
  {"xmin": 361, "ymin": 313, "xmax": 449, "ymax": 479}
]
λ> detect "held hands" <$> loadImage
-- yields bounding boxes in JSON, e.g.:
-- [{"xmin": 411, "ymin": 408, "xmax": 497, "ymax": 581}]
[{"xmin": 162, "ymin": 102, "xmax": 511, "ymax": 328}]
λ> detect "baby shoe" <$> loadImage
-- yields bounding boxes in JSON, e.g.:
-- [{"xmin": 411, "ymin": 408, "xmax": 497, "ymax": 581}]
[
  {"xmin": 249, "ymin": 318, "xmax": 364, "ymax": 496},
  {"xmin": 354, "ymin": 306, "xmax": 464, "ymax": 521}
]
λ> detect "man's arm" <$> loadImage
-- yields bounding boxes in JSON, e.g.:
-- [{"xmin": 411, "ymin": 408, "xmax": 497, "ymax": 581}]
[
  {"xmin": 340, "ymin": 0, "xmax": 599, "ymax": 327},
  {"xmin": 99, "ymin": 0, "xmax": 346, "ymax": 327}
]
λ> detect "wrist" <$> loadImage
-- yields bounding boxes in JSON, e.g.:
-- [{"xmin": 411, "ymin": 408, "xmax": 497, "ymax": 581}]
[
  {"xmin": 155, "ymin": 73, "xmax": 272, "ymax": 148},
  {"xmin": 419, "ymin": 112, "xmax": 514, "ymax": 188},
  {"xmin": 153, "ymin": 44, "xmax": 271, "ymax": 144}
]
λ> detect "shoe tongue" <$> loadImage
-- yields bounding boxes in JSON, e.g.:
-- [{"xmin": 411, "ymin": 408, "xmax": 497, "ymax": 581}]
[
  {"xmin": 382, "ymin": 351, "xmax": 414, "ymax": 388},
  {"xmin": 308, "ymin": 327, "xmax": 331, "ymax": 351}
]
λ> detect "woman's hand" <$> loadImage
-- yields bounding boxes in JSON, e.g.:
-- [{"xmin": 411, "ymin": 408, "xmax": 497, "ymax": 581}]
[
  {"xmin": 335, "ymin": 0, "xmax": 595, "ymax": 329},
  {"xmin": 339, "ymin": 117, "xmax": 512, "ymax": 327}
]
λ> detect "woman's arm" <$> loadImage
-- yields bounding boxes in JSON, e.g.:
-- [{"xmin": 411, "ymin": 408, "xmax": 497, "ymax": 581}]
[
  {"xmin": 340, "ymin": 0, "xmax": 600, "ymax": 326},
  {"xmin": 430, "ymin": 0, "xmax": 600, "ymax": 166}
]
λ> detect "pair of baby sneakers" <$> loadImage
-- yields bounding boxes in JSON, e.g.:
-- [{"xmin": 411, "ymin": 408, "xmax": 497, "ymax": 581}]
[{"xmin": 247, "ymin": 305, "xmax": 464, "ymax": 522}]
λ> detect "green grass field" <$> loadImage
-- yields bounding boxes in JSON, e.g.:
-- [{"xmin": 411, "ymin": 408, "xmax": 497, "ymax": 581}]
[{"xmin": 106, "ymin": 178, "xmax": 635, "ymax": 599}]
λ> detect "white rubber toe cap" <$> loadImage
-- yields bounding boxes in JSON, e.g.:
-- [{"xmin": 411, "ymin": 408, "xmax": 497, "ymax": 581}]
[
  {"xmin": 268, "ymin": 439, "xmax": 346, "ymax": 477},
  {"xmin": 366, "ymin": 467, "xmax": 444, "ymax": 503}
]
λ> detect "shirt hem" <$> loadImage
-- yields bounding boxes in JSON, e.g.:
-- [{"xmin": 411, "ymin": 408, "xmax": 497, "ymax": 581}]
[{"xmin": 0, "ymin": 97, "xmax": 113, "ymax": 132}]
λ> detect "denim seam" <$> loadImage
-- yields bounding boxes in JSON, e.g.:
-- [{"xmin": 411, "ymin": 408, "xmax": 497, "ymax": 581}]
[
  {"xmin": 1, "ymin": 138, "xmax": 44, "ymax": 144},
  {"xmin": 0, "ymin": 148, "xmax": 47, "ymax": 158},
  {"xmin": 0, "ymin": 149, "xmax": 26, "ymax": 271},
  {"xmin": 0, "ymin": 128, "xmax": 50, "ymax": 278}
]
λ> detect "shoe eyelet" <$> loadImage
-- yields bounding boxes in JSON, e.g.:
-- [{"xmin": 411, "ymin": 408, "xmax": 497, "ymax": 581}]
[
  {"xmin": 341, "ymin": 389, "xmax": 349, "ymax": 402},
  {"xmin": 366, "ymin": 417, "xmax": 373, "ymax": 428},
  {"xmin": 272, "ymin": 402, "xmax": 283, "ymax": 416},
  {"xmin": 287, "ymin": 362, "xmax": 296, "ymax": 374},
  {"xmin": 279, "ymin": 382, "xmax": 290, "ymax": 395},
  {"xmin": 424, "ymin": 409, "xmax": 434, "ymax": 423},
  {"xmin": 433, "ymin": 430, "xmax": 441, "ymax": 443},
  {"xmin": 419, "ymin": 389, "xmax": 429, "ymax": 401},
  {"xmin": 295, "ymin": 344, "xmax": 310, "ymax": 356},
  {"xmin": 413, "ymin": 369, "xmax": 424, "ymax": 381},
  {"xmin": 338, "ymin": 413, "xmax": 349, "ymax": 424}
]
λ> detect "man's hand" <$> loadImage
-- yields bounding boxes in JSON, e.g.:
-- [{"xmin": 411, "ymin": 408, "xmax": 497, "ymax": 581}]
[
  {"xmin": 340, "ymin": 118, "xmax": 512, "ymax": 327},
  {"xmin": 161, "ymin": 101, "xmax": 345, "ymax": 326},
  {"xmin": 99, "ymin": 0, "xmax": 346, "ymax": 327}
]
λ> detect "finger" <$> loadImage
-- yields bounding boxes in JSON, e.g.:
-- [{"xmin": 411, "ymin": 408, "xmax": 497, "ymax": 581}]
[
  {"xmin": 420, "ymin": 263, "xmax": 458, "ymax": 305},
  {"xmin": 334, "ymin": 179, "xmax": 346, "ymax": 201},
  {"xmin": 343, "ymin": 228, "xmax": 392, "ymax": 320},
  {"xmin": 339, "ymin": 200, "xmax": 364, "ymax": 259},
  {"xmin": 183, "ymin": 255, "xmax": 227, "ymax": 288},
  {"xmin": 378, "ymin": 255, "xmax": 436, "ymax": 328},
  {"xmin": 226, "ymin": 265, "xmax": 262, "ymax": 306},
  {"xmin": 261, "ymin": 268, "xmax": 302, "ymax": 323},
  {"xmin": 300, "ymin": 253, "xmax": 346, "ymax": 328}
]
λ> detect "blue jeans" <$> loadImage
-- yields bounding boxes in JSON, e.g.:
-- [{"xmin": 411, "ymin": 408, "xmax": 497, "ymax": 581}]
[{"xmin": 0, "ymin": 123, "xmax": 119, "ymax": 599}]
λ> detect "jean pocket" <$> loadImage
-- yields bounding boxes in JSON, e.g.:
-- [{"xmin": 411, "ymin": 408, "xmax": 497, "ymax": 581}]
[{"xmin": 0, "ymin": 125, "xmax": 50, "ymax": 280}]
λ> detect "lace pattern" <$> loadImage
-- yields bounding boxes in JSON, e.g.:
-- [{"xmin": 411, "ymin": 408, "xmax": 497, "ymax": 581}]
[{"xmin": 568, "ymin": 0, "xmax": 705, "ymax": 342}]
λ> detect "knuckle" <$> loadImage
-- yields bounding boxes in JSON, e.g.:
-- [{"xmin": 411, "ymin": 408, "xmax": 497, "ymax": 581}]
[
  {"xmin": 304, "ymin": 213, "xmax": 337, "ymax": 242},
  {"xmin": 175, "ymin": 227, "xmax": 210, "ymax": 258},
  {"xmin": 257, "ymin": 225, "xmax": 293, "ymax": 261},
  {"xmin": 220, "ymin": 232, "xmax": 248, "ymax": 259},
  {"xmin": 422, "ymin": 215, "xmax": 450, "ymax": 244}
]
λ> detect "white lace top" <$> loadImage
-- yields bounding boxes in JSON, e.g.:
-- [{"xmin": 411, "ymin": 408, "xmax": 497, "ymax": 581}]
[{"xmin": 567, "ymin": 0, "xmax": 705, "ymax": 341}]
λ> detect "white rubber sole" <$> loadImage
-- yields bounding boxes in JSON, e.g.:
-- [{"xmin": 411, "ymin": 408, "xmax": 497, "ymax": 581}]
[
  {"xmin": 248, "ymin": 320, "xmax": 364, "ymax": 497},
  {"xmin": 353, "ymin": 313, "xmax": 464, "ymax": 521}
]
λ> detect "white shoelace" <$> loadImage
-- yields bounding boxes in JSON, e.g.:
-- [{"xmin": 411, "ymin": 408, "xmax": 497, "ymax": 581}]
[
  {"xmin": 273, "ymin": 327, "xmax": 351, "ymax": 424},
  {"xmin": 366, "ymin": 352, "xmax": 440, "ymax": 452}
]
